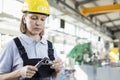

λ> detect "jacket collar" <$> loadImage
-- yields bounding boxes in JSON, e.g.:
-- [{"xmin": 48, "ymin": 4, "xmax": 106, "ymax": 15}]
[{"xmin": 20, "ymin": 34, "xmax": 47, "ymax": 45}]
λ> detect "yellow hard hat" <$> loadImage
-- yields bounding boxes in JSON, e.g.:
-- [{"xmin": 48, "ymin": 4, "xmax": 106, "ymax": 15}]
[{"xmin": 21, "ymin": 0, "xmax": 50, "ymax": 15}]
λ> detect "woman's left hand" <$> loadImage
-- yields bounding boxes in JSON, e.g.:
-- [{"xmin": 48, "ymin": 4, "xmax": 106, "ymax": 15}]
[{"xmin": 50, "ymin": 59, "xmax": 63, "ymax": 73}]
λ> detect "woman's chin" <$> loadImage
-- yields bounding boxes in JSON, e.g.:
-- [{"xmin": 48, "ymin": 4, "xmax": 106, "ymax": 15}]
[{"xmin": 30, "ymin": 32, "xmax": 40, "ymax": 35}]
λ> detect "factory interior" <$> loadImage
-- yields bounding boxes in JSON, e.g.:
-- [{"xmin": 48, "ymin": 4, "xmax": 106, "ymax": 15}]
[{"xmin": 0, "ymin": 0, "xmax": 120, "ymax": 80}]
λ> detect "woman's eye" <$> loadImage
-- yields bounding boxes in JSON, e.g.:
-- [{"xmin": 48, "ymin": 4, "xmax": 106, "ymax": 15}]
[
  {"xmin": 41, "ymin": 18, "xmax": 45, "ymax": 21},
  {"xmin": 31, "ymin": 16, "xmax": 46, "ymax": 21},
  {"xmin": 31, "ymin": 16, "xmax": 38, "ymax": 20}
]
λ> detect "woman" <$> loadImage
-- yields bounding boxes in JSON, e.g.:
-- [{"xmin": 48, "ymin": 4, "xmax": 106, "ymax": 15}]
[{"xmin": 0, "ymin": 0, "xmax": 63, "ymax": 80}]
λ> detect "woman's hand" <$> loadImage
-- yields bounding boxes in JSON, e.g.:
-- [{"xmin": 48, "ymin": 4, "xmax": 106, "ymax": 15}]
[
  {"xmin": 50, "ymin": 59, "xmax": 63, "ymax": 73},
  {"xmin": 19, "ymin": 65, "xmax": 38, "ymax": 78}
]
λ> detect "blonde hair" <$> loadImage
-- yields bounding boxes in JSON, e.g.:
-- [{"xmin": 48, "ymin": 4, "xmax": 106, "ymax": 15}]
[{"xmin": 20, "ymin": 15, "xmax": 44, "ymax": 37}]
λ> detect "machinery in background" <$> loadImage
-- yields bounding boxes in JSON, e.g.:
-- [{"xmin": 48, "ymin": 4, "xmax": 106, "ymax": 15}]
[
  {"xmin": 67, "ymin": 42, "xmax": 120, "ymax": 67},
  {"xmin": 67, "ymin": 42, "xmax": 95, "ymax": 65}
]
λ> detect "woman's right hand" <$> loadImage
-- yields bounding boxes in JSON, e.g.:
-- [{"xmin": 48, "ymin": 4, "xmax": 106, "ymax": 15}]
[{"xmin": 19, "ymin": 65, "xmax": 38, "ymax": 78}]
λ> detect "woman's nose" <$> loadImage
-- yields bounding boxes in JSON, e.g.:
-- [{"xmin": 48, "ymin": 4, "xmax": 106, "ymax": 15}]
[{"xmin": 36, "ymin": 19, "xmax": 43, "ymax": 26}]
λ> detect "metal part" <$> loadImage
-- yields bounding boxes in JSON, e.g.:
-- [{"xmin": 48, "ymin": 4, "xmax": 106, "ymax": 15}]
[
  {"xmin": 77, "ymin": 0, "xmax": 98, "ymax": 5},
  {"xmin": 35, "ymin": 57, "xmax": 53, "ymax": 68}
]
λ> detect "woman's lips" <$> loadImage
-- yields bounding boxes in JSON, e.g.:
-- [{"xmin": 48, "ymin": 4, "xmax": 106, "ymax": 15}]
[{"xmin": 34, "ymin": 28, "xmax": 41, "ymax": 31}]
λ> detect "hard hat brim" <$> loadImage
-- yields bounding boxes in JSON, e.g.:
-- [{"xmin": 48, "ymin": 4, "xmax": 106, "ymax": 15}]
[{"xmin": 23, "ymin": 11, "xmax": 50, "ymax": 16}]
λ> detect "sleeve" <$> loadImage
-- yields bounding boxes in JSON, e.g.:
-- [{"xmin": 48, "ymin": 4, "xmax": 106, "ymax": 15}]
[{"xmin": 0, "ymin": 40, "xmax": 14, "ymax": 73}]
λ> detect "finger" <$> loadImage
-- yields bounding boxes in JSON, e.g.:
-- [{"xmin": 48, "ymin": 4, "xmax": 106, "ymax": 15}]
[
  {"xmin": 51, "ymin": 61, "xmax": 63, "ymax": 68},
  {"xmin": 26, "ymin": 70, "xmax": 36, "ymax": 78},
  {"xmin": 26, "ymin": 73, "xmax": 34, "ymax": 78},
  {"xmin": 51, "ymin": 64, "xmax": 58, "ymax": 69},
  {"xmin": 28, "ymin": 66, "xmax": 38, "ymax": 71},
  {"xmin": 56, "ymin": 60, "xmax": 63, "ymax": 66},
  {"xmin": 53, "ymin": 59, "xmax": 61, "ymax": 63},
  {"xmin": 53, "ymin": 62, "xmax": 63, "ymax": 68},
  {"xmin": 27, "ymin": 70, "xmax": 36, "ymax": 74},
  {"xmin": 50, "ymin": 64, "xmax": 55, "ymax": 69}
]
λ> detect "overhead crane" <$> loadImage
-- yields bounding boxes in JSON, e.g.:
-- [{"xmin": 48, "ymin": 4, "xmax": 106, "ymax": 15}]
[{"xmin": 80, "ymin": 4, "xmax": 120, "ymax": 16}]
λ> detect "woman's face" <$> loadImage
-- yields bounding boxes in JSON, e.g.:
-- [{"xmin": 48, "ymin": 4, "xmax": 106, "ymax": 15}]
[{"xmin": 23, "ymin": 13, "xmax": 47, "ymax": 36}]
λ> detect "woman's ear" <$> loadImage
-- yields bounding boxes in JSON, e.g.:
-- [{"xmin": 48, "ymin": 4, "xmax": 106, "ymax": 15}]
[{"xmin": 22, "ymin": 14, "xmax": 26, "ymax": 24}]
